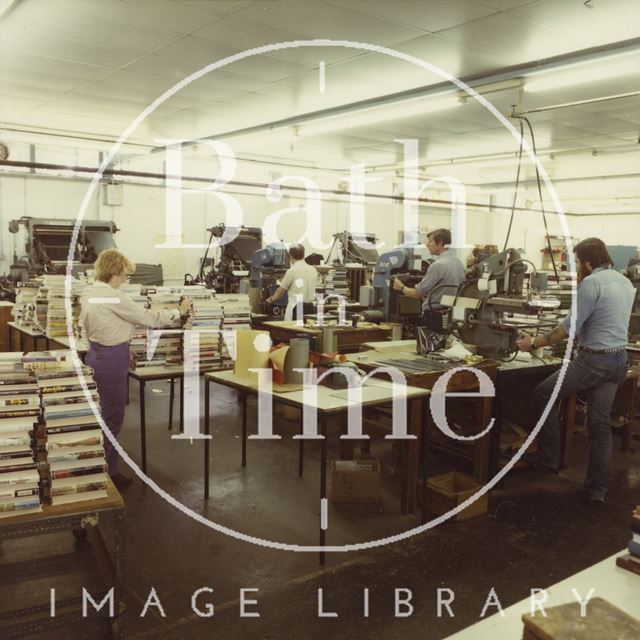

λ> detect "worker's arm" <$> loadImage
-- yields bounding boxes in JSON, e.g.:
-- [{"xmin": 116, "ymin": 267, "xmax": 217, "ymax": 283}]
[
  {"xmin": 266, "ymin": 286, "xmax": 287, "ymax": 304},
  {"xmin": 392, "ymin": 277, "xmax": 422, "ymax": 299},
  {"xmin": 517, "ymin": 324, "xmax": 568, "ymax": 352}
]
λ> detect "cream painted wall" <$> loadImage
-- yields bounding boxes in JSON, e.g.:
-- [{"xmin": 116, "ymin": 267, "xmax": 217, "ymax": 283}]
[{"xmin": 2, "ymin": 171, "xmax": 636, "ymax": 282}]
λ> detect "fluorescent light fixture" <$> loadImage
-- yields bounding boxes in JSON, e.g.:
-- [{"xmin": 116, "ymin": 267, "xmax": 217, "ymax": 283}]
[
  {"xmin": 525, "ymin": 52, "xmax": 640, "ymax": 93},
  {"xmin": 295, "ymin": 95, "xmax": 460, "ymax": 137}
]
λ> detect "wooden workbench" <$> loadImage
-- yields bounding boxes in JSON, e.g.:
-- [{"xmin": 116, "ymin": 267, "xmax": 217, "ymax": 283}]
[
  {"xmin": 257, "ymin": 320, "xmax": 392, "ymax": 353},
  {"xmin": 349, "ymin": 350, "xmax": 499, "ymax": 482}
]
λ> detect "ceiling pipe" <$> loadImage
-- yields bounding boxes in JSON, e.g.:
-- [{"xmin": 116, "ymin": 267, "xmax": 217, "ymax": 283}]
[
  {"xmin": 512, "ymin": 90, "xmax": 640, "ymax": 115},
  {"xmin": 1, "ymin": 157, "xmax": 585, "ymax": 216}
]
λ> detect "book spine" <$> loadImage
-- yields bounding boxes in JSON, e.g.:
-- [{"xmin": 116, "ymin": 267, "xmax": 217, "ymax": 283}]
[
  {"xmin": 628, "ymin": 539, "xmax": 640, "ymax": 558},
  {"xmin": 0, "ymin": 499, "xmax": 41, "ymax": 512},
  {"xmin": 51, "ymin": 465, "xmax": 108, "ymax": 479},
  {"xmin": 41, "ymin": 384, "xmax": 95, "ymax": 393},
  {"xmin": 0, "ymin": 486, "xmax": 39, "ymax": 499}
]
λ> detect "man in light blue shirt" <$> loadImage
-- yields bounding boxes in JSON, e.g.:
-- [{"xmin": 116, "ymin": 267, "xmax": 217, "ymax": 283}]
[
  {"xmin": 392, "ymin": 228, "xmax": 465, "ymax": 333},
  {"xmin": 517, "ymin": 237, "xmax": 634, "ymax": 505}
]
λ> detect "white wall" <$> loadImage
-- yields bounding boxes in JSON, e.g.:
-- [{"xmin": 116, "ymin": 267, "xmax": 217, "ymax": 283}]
[{"xmin": 2, "ymin": 169, "xmax": 636, "ymax": 282}]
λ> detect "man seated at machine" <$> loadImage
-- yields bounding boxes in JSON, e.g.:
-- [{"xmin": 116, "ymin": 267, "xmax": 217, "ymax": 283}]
[
  {"xmin": 392, "ymin": 229, "xmax": 465, "ymax": 333},
  {"xmin": 266, "ymin": 244, "xmax": 318, "ymax": 321}
]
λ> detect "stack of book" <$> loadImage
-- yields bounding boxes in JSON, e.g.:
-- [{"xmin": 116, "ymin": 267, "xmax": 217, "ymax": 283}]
[
  {"xmin": 70, "ymin": 275, "xmax": 89, "ymax": 348},
  {"xmin": 180, "ymin": 284, "xmax": 212, "ymax": 301},
  {"xmin": 128, "ymin": 287, "xmax": 181, "ymax": 369},
  {"xmin": 218, "ymin": 294, "xmax": 251, "ymax": 330},
  {"xmin": 616, "ymin": 504, "xmax": 640, "ymax": 575},
  {"xmin": 325, "ymin": 267, "xmax": 349, "ymax": 299},
  {"xmin": 217, "ymin": 294, "xmax": 252, "ymax": 367},
  {"xmin": 41, "ymin": 275, "xmax": 69, "ymax": 337},
  {"xmin": 11, "ymin": 280, "xmax": 41, "ymax": 329},
  {"xmin": 33, "ymin": 283, "xmax": 49, "ymax": 333},
  {"xmin": 0, "ymin": 353, "xmax": 42, "ymax": 518},
  {"xmin": 35, "ymin": 355, "xmax": 108, "ymax": 506},
  {"xmin": 184, "ymin": 294, "xmax": 225, "ymax": 372},
  {"xmin": 119, "ymin": 283, "xmax": 146, "ymax": 361}
]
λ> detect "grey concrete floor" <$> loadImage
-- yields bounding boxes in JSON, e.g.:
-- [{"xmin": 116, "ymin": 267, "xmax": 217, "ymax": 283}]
[{"xmin": 2, "ymin": 379, "xmax": 639, "ymax": 640}]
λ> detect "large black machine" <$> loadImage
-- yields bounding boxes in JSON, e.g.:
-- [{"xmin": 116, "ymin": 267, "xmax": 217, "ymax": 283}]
[
  {"xmin": 8, "ymin": 216, "xmax": 118, "ymax": 283},
  {"xmin": 249, "ymin": 243, "xmax": 290, "ymax": 316},
  {"xmin": 324, "ymin": 231, "xmax": 381, "ymax": 300},
  {"xmin": 190, "ymin": 224, "xmax": 262, "ymax": 292},
  {"xmin": 369, "ymin": 246, "xmax": 429, "ymax": 325},
  {"xmin": 441, "ymin": 248, "xmax": 559, "ymax": 359}
]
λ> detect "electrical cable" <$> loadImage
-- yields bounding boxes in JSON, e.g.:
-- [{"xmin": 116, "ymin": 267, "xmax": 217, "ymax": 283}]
[
  {"xmin": 493, "ymin": 257, "xmax": 538, "ymax": 277},
  {"xmin": 530, "ymin": 351, "xmax": 547, "ymax": 365},
  {"xmin": 503, "ymin": 118, "xmax": 525, "ymax": 252},
  {"xmin": 425, "ymin": 282, "xmax": 458, "ymax": 313},
  {"xmin": 510, "ymin": 115, "xmax": 560, "ymax": 280},
  {"xmin": 500, "ymin": 348, "xmax": 520, "ymax": 363}
]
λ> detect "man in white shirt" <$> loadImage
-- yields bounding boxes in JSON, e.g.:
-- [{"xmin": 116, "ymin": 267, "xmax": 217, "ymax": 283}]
[{"xmin": 266, "ymin": 244, "xmax": 318, "ymax": 321}]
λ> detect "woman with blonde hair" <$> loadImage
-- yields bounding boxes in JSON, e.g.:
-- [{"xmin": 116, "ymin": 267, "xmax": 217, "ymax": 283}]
[{"xmin": 83, "ymin": 249, "xmax": 191, "ymax": 489}]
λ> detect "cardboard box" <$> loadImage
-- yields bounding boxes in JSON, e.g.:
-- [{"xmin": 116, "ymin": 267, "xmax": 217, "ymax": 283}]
[
  {"xmin": 426, "ymin": 471, "xmax": 488, "ymax": 521},
  {"xmin": 330, "ymin": 459, "xmax": 381, "ymax": 504}
]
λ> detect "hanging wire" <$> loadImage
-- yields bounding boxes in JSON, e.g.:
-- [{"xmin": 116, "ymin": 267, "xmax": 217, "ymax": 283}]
[
  {"xmin": 510, "ymin": 114, "xmax": 560, "ymax": 280},
  {"xmin": 502, "ymin": 118, "xmax": 525, "ymax": 251}
]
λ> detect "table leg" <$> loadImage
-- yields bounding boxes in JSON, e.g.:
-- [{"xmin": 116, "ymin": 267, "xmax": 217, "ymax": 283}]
[
  {"xmin": 405, "ymin": 398, "xmax": 422, "ymax": 514},
  {"xmin": 472, "ymin": 395, "xmax": 494, "ymax": 483},
  {"xmin": 179, "ymin": 376, "xmax": 184, "ymax": 434},
  {"xmin": 489, "ymin": 373, "xmax": 504, "ymax": 478},
  {"xmin": 205, "ymin": 377, "xmax": 210, "ymax": 500},
  {"xmin": 241, "ymin": 393, "xmax": 247, "ymax": 467},
  {"xmin": 113, "ymin": 507, "xmax": 126, "ymax": 639},
  {"xmin": 298, "ymin": 410, "xmax": 304, "ymax": 477},
  {"xmin": 169, "ymin": 378, "xmax": 174, "ymax": 430},
  {"xmin": 319, "ymin": 413, "xmax": 327, "ymax": 566},
  {"xmin": 560, "ymin": 394, "xmax": 576, "ymax": 469},
  {"xmin": 140, "ymin": 380, "xmax": 147, "ymax": 474},
  {"xmin": 421, "ymin": 401, "xmax": 429, "ymax": 525}
]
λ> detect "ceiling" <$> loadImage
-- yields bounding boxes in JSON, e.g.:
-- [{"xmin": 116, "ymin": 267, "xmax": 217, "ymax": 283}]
[{"xmin": 0, "ymin": 0, "xmax": 639, "ymax": 213}]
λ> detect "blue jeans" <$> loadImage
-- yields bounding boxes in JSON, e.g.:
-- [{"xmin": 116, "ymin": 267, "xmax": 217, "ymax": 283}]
[{"xmin": 534, "ymin": 350, "xmax": 628, "ymax": 499}]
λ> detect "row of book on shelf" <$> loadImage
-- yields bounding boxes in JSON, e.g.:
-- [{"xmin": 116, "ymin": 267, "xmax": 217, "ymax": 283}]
[
  {"xmin": 0, "ymin": 350, "xmax": 108, "ymax": 519},
  {"xmin": 13, "ymin": 277, "xmax": 252, "ymax": 371}
]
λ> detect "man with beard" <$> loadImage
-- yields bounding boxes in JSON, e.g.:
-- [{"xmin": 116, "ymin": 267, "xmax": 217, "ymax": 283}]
[{"xmin": 517, "ymin": 237, "xmax": 634, "ymax": 506}]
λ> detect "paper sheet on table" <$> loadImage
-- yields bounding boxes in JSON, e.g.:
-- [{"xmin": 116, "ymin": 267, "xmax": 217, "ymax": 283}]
[
  {"xmin": 268, "ymin": 346, "xmax": 289, "ymax": 373},
  {"xmin": 442, "ymin": 340, "xmax": 474, "ymax": 360},
  {"xmin": 234, "ymin": 330, "xmax": 270, "ymax": 382}
]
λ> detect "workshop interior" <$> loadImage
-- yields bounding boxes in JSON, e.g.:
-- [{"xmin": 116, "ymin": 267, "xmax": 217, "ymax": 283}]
[{"xmin": 0, "ymin": 2, "xmax": 639, "ymax": 640}]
